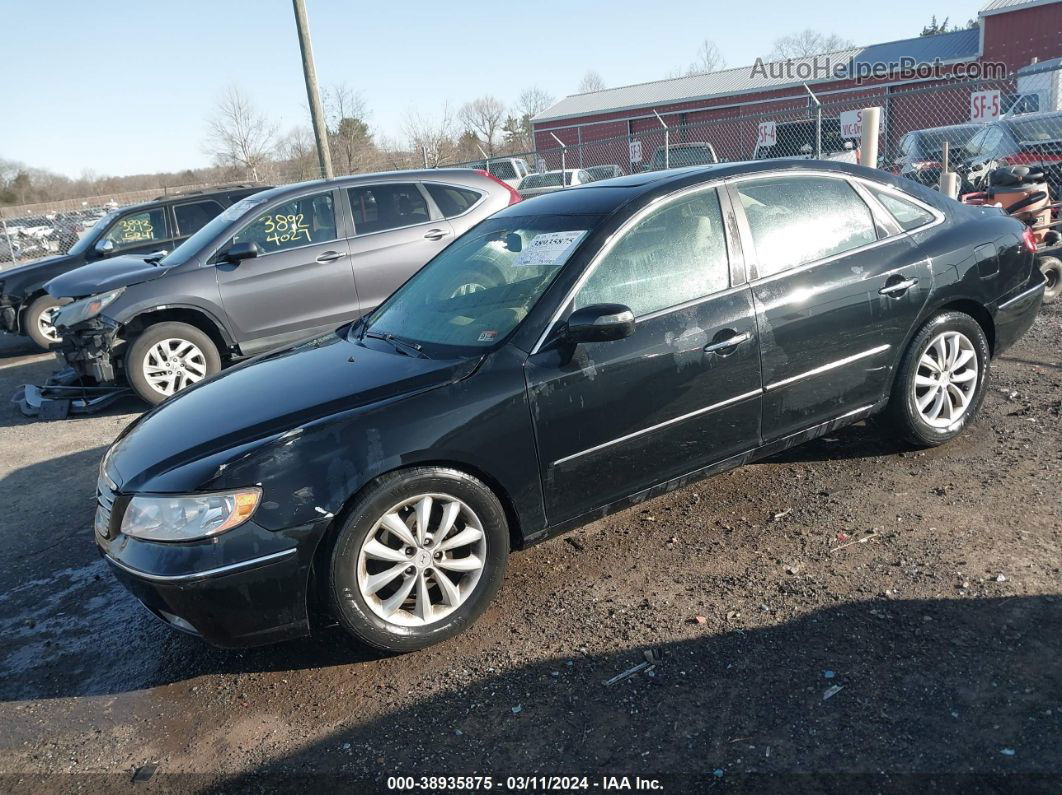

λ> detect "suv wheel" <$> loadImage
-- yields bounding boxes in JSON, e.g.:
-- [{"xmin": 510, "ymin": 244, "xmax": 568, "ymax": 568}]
[
  {"xmin": 126, "ymin": 322, "xmax": 221, "ymax": 404},
  {"xmin": 24, "ymin": 295, "xmax": 68, "ymax": 350},
  {"xmin": 328, "ymin": 467, "xmax": 509, "ymax": 653},
  {"xmin": 884, "ymin": 311, "xmax": 990, "ymax": 447}
]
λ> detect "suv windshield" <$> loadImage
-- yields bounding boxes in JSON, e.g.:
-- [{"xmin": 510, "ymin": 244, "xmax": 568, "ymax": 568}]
[
  {"xmin": 66, "ymin": 209, "xmax": 120, "ymax": 256},
  {"xmin": 362, "ymin": 214, "xmax": 601, "ymax": 355},
  {"xmin": 160, "ymin": 195, "xmax": 270, "ymax": 266},
  {"xmin": 1007, "ymin": 115, "xmax": 1062, "ymax": 144}
]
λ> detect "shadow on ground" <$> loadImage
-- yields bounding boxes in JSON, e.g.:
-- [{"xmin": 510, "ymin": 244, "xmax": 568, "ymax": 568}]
[{"xmin": 209, "ymin": 594, "xmax": 1062, "ymax": 788}]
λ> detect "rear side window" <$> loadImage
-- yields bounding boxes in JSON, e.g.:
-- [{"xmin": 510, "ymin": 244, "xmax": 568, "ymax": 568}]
[
  {"xmin": 737, "ymin": 176, "xmax": 877, "ymax": 278},
  {"xmin": 871, "ymin": 189, "xmax": 935, "ymax": 231},
  {"xmin": 104, "ymin": 208, "xmax": 168, "ymax": 249},
  {"xmin": 231, "ymin": 192, "xmax": 337, "ymax": 253},
  {"xmin": 173, "ymin": 200, "xmax": 223, "ymax": 236},
  {"xmin": 349, "ymin": 183, "xmax": 430, "ymax": 234},
  {"xmin": 425, "ymin": 184, "xmax": 482, "ymax": 218},
  {"xmin": 575, "ymin": 188, "xmax": 729, "ymax": 317}
]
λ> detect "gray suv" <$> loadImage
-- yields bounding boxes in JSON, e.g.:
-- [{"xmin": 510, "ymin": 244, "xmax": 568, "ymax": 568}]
[{"xmin": 43, "ymin": 170, "xmax": 520, "ymax": 405}]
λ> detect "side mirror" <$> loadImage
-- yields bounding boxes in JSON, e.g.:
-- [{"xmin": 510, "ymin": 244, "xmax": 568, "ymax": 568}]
[
  {"xmin": 94, "ymin": 238, "xmax": 115, "ymax": 257},
  {"xmin": 565, "ymin": 303, "xmax": 635, "ymax": 344},
  {"xmin": 222, "ymin": 241, "xmax": 260, "ymax": 264}
]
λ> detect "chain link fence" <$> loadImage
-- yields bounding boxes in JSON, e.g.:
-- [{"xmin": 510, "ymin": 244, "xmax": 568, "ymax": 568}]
[{"xmin": 4, "ymin": 73, "xmax": 1061, "ymax": 269}]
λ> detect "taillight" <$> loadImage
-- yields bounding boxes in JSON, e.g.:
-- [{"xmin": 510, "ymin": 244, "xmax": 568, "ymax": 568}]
[
  {"xmin": 1022, "ymin": 225, "xmax": 1037, "ymax": 253},
  {"xmin": 476, "ymin": 169, "xmax": 522, "ymax": 205}
]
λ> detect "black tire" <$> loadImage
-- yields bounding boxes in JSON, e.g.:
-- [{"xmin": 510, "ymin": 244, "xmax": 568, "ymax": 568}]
[
  {"xmin": 1040, "ymin": 255, "xmax": 1062, "ymax": 305},
  {"xmin": 883, "ymin": 311, "xmax": 991, "ymax": 448},
  {"xmin": 125, "ymin": 321, "xmax": 221, "ymax": 405},
  {"xmin": 24, "ymin": 294, "xmax": 68, "ymax": 351},
  {"xmin": 328, "ymin": 466, "xmax": 509, "ymax": 653}
]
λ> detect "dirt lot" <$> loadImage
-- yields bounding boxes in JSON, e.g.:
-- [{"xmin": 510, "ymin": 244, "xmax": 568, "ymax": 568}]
[{"xmin": 0, "ymin": 302, "xmax": 1059, "ymax": 792}]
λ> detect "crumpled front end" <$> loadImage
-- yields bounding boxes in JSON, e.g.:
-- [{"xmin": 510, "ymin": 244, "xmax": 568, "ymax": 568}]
[{"xmin": 57, "ymin": 314, "xmax": 124, "ymax": 384}]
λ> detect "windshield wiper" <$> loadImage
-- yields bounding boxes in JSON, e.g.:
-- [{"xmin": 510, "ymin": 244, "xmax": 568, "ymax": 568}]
[{"xmin": 363, "ymin": 329, "xmax": 429, "ymax": 358}]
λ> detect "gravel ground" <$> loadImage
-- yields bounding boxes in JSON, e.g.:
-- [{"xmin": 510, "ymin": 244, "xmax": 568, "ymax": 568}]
[{"xmin": 0, "ymin": 302, "xmax": 1059, "ymax": 791}]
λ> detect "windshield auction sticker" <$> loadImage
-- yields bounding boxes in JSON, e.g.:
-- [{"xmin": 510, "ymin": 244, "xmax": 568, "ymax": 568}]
[{"xmin": 513, "ymin": 230, "xmax": 587, "ymax": 267}]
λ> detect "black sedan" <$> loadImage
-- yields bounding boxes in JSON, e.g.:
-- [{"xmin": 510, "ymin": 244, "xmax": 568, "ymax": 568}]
[{"xmin": 95, "ymin": 161, "xmax": 1046, "ymax": 652}]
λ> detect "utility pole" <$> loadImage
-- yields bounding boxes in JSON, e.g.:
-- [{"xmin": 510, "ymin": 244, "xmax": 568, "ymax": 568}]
[{"xmin": 292, "ymin": 0, "xmax": 334, "ymax": 179}]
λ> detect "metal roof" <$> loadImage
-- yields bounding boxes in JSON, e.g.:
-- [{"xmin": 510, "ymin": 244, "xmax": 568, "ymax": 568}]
[
  {"xmin": 534, "ymin": 29, "xmax": 981, "ymax": 124},
  {"xmin": 980, "ymin": 0, "xmax": 1061, "ymax": 16}
]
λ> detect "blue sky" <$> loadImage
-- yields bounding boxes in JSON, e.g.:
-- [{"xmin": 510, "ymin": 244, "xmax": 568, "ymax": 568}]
[{"xmin": 3, "ymin": 0, "xmax": 982, "ymax": 177}]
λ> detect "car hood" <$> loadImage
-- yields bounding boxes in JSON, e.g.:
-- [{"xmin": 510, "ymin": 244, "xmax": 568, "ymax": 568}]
[
  {"xmin": 0, "ymin": 253, "xmax": 73, "ymax": 281},
  {"xmin": 105, "ymin": 332, "xmax": 480, "ymax": 492},
  {"xmin": 44, "ymin": 254, "xmax": 160, "ymax": 299}
]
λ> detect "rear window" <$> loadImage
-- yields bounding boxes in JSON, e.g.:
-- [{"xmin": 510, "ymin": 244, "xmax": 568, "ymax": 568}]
[
  {"xmin": 871, "ymin": 188, "xmax": 935, "ymax": 231},
  {"xmin": 425, "ymin": 184, "xmax": 482, "ymax": 218}
]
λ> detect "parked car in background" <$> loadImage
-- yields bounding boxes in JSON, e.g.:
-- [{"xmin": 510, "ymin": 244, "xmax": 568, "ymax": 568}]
[
  {"xmin": 39, "ymin": 169, "xmax": 518, "ymax": 406},
  {"xmin": 462, "ymin": 158, "xmax": 531, "ymax": 188},
  {"xmin": 644, "ymin": 142, "xmax": 719, "ymax": 171},
  {"xmin": 752, "ymin": 118, "xmax": 858, "ymax": 163},
  {"xmin": 892, "ymin": 123, "xmax": 981, "ymax": 187},
  {"xmin": 957, "ymin": 111, "xmax": 1062, "ymax": 196},
  {"xmin": 1, "ymin": 185, "xmax": 267, "ymax": 350},
  {"xmin": 92, "ymin": 160, "xmax": 1044, "ymax": 652},
  {"xmin": 516, "ymin": 169, "xmax": 593, "ymax": 198},
  {"xmin": 585, "ymin": 164, "xmax": 625, "ymax": 181}
]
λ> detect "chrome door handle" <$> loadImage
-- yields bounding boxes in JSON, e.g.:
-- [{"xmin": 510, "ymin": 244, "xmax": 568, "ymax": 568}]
[
  {"xmin": 424, "ymin": 229, "xmax": 450, "ymax": 241},
  {"xmin": 879, "ymin": 277, "xmax": 918, "ymax": 296},
  {"xmin": 316, "ymin": 250, "xmax": 347, "ymax": 263},
  {"xmin": 703, "ymin": 330, "xmax": 751, "ymax": 354}
]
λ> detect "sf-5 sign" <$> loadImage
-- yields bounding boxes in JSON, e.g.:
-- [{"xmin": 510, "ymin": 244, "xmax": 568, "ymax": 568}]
[{"xmin": 970, "ymin": 90, "xmax": 1001, "ymax": 122}]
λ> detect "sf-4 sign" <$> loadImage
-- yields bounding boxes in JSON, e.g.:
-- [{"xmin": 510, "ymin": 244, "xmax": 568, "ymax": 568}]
[
  {"xmin": 757, "ymin": 121, "xmax": 776, "ymax": 148},
  {"xmin": 970, "ymin": 90, "xmax": 1001, "ymax": 122}
]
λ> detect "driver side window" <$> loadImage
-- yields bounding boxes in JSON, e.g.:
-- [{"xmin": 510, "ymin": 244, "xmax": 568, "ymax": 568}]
[
  {"xmin": 230, "ymin": 192, "xmax": 337, "ymax": 254},
  {"xmin": 104, "ymin": 208, "xmax": 168, "ymax": 250},
  {"xmin": 574, "ymin": 188, "xmax": 729, "ymax": 317}
]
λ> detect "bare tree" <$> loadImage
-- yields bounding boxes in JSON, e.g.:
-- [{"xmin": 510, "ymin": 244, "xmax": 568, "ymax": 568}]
[
  {"xmin": 405, "ymin": 103, "xmax": 458, "ymax": 167},
  {"xmin": 578, "ymin": 70, "xmax": 606, "ymax": 93},
  {"xmin": 459, "ymin": 96, "xmax": 506, "ymax": 157},
  {"xmin": 503, "ymin": 87, "xmax": 556, "ymax": 151},
  {"xmin": 688, "ymin": 39, "xmax": 726, "ymax": 75},
  {"xmin": 203, "ymin": 85, "xmax": 277, "ymax": 181},
  {"xmin": 324, "ymin": 84, "xmax": 376, "ymax": 174},
  {"xmin": 275, "ymin": 126, "xmax": 321, "ymax": 182},
  {"xmin": 768, "ymin": 30, "xmax": 854, "ymax": 60}
]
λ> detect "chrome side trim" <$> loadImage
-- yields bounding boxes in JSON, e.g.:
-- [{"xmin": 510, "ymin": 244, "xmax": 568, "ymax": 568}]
[
  {"xmin": 998, "ymin": 280, "xmax": 1046, "ymax": 310},
  {"xmin": 552, "ymin": 388, "xmax": 761, "ymax": 466},
  {"xmin": 765, "ymin": 344, "xmax": 892, "ymax": 391},
  {"xmin": 104, "ymin": 548, "xmax": 297, "ymax": 583}
]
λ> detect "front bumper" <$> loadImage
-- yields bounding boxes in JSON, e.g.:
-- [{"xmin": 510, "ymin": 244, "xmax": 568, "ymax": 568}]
[{"xmin": 97, "ymin": 521, "xmax": 324, "ymax": 648}]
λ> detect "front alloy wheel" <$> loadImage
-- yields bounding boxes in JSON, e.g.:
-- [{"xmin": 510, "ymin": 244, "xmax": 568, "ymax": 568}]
[
  {"xmin": 329, "ymin": 467, "xmax": 509, "ymax": 652},
  {"xmin": 143, "ymin": 338, "xmax": 209, "ymax": 395},
  {"xmin": 125, "ymin": 321, "xmax": 222, "ymax": 405},
  {"xmin": 357, "ymin": 494, "xmax": 486, "ymax": 627}
]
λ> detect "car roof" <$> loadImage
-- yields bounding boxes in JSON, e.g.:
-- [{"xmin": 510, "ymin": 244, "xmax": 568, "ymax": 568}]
[
  {"xmin": 119, "ymin": 184, "xmax": 268, "ymax": 214},
  {"xmin": 247, "ymin": 168, "xmax": 492, "ymax": 204},
  {"xmin": 497, "ymin": 160, "xmax": 895, "ymax": 218}
]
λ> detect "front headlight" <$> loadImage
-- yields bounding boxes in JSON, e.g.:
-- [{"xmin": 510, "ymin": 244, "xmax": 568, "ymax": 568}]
[
  {"xmin": 120, "ymin": 488, "xmax": 262, "ymax": 542},
  {"xmin": 53, "ymin": 287, "xmax": 124, "ymax": 329}
]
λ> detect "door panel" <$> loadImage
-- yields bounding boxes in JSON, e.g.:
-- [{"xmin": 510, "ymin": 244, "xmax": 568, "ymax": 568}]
[
  {"xmin": 346, "ymin": 182, "xmax": 453, "ymax": 312},
  {"xmin": 347, "ymin": 220, "xmax": 455, "ymax": 313},
  {"xmin": 730, "ymin": 175, "xmax": 932, "ymax": 440},
  {"xmin": 215, "ymin": 190, "xmax": 359, "ymax": 346},
  {"xmin": 526, "ymin": 288, "xmax": 762, "ymax": 525}
]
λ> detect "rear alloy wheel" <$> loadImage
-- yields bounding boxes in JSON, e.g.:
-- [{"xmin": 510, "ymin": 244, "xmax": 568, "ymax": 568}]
[
  {"xmin": 126, "ymin": 321, "xmax": 221, "ymax": 405},
  {"xmin": 1040, "ymin": 256, "xmax": 1061, "ymax": 304},
  {"xmin": 24, "ymin": 294, "xmax": 68, "ymax": 350},
  {"xmin": 329, "ymin": 467, "xmax": 509, "ymax": 652},
  {"xmin": 884, "ymin": 311, "xmax": 990, "ymax": 447}
]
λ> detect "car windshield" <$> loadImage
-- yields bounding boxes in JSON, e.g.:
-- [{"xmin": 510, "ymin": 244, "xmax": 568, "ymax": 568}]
[
  {"xmin": 160, "ymin": 195, "xmax": 270, "ymax": 266},
  {"xmin": 1008, "ymin": 116, "xmax": 1062, "ymax": 143},
  {"xmin": 361, "ymin": 214, "xmax": 601, "ymax": 356},
  {"xmin": 520, "ymin": 173, "xmax": 572, "ymax": 189},
  {"xmin": 916, "ymin": 127, "xmax": 979, "ymax": 159},
  {"xmin": 66, "ymin": 209, "xmax": 119, "ymax": 255}
]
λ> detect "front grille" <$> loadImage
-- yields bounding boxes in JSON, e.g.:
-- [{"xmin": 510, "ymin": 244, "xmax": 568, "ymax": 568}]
[{"xmin": 95, "ymin": 473, "xmax": 121, "ymax": 540}]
